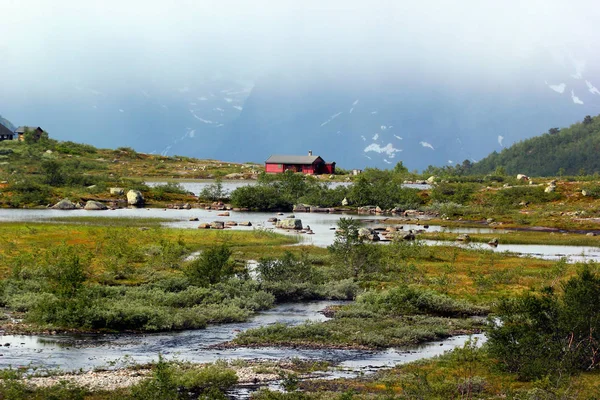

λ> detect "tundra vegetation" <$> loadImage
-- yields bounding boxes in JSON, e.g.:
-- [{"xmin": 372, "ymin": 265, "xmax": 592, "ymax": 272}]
[{"xmin": 2, "ymin": 134, "xmax": 600, "ymax": 397}]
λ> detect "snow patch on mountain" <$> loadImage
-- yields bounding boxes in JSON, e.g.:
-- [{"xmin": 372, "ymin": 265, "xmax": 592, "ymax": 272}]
[
  {"xmin": 190, "ymin": 110, "xmax": 216, "ymax": 124},
  {"xmin": 571, "ymin": 59, "xmax": 585, "ymax": 79},
  {"xmin": 546, "ymin": 82, "xmax": 566, "ymax": 94},
  {"xmin": 420, "ymin": 141, "xmax": 435, "ymax": 150},
  {"xmin": 586, "ymin": 81, "xmax": 600, "ymax": 95},
  {"xmin": 364, "ymin": 143, "xmax": 401, "ymax": 158},
  {"xmin": 320, "ymin": 112, "xmax": 343, "ymax": 127},
  {"xmin": 571, "ymin": 90, "xmax": 584, "ymax": 105}
]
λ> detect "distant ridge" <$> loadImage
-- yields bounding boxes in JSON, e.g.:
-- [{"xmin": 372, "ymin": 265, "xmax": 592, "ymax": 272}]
[
  {"xmin": 0, "ymin": 115, "xmax": 16, "ymax": 131},
  {"xmin": 469, "ymin": 115, "xmax": 600, "ymax": 176}
]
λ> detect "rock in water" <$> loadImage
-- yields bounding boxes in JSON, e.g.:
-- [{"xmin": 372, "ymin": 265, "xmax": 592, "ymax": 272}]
[
  {"xmin": 210, "ymin": 221, "xmax": 225, "ymax": 229},
  {"xmin": 488, "ymin": 238, "xmax": 499, "ymax": 247},
  {"xmin": 51, "ymin": 199, "xmax": 76, "ymax": 210},
  {"xmin": 127, "ymin": 190, "xmax": 144, "ymax": 206},
  {"xmin": 110, "ymin": 187, "xmax": 124, "ymax": 195},
  {"xmin": 84, "ymin": 200, "xmax": 108, "ymax": 210},
  {"xmin": 276, "ymin": 218, "xmax": 303, "ymax": 230}
]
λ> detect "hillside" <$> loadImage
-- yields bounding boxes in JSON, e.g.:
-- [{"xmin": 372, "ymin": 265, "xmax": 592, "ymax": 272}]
[
  {"xmin": 0, "ymin": 137, "xmax": 263, "ymax": 208},
  {"xmin": 0, "ymin": 115, "xmax": 15, "ymax": 131},
  {"xmin": 469, "ymin": 114, "xmax": 600, "ymax": 176}
]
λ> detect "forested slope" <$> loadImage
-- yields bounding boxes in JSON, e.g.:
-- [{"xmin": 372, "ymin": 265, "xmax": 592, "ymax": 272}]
[{"xmin": 470, "ymin": 115, "xmax": 600, "ymax": 176}]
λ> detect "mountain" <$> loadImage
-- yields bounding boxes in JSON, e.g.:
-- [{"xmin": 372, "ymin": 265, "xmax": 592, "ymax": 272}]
[
  {"xmin": 0, "ymin": 115, "xmax": 15, "ymax": 131},
  {"xmin": 467, "ymin": 114, "xmax": 600, "ymax": 176},
  {"xmin": 1, "ymin": 55, "xmax": 599, "ymax": 170}
]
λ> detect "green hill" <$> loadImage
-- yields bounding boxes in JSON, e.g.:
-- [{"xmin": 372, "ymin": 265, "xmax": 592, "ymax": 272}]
[
  {"xmin": 0, "ymin": 114, "xmax": 16, "ymax": 131},
  {"xmin": 469, "ymin": 115, "xmax": 600, "ymax": 176}
]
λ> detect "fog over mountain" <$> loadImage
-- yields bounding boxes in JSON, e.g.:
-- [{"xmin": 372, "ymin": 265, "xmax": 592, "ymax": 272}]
[{"xmin": 1, "ymin": 0, "xmax": 599, "ymax": 169}]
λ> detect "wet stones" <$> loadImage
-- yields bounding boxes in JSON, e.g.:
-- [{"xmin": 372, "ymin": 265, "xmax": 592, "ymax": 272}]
[
  {"xmin": 276, "ymin": 218, "xmax": 303, "ymax": 230},
  {"xmin": 126, "ymin": 190, "xmax": 144, "ymax": 206},
  {"xmin": 51, "ymin": 199, "xmax": 77, "ymax": 210},
  {"xmin": 456, "ymin": 234, "xmax": 471, "ymax": 242},
  {"xmin": 84, "ymin": 200, "xmax": 108, "ymax": 211}
]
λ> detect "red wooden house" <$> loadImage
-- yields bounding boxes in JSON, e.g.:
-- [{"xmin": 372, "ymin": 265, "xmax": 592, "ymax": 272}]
[{"xmin": 265, "ymin": 151, "xmax": 336, "ymax": 175}]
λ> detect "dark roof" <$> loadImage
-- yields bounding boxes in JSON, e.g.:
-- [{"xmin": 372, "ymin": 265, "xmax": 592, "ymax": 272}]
[
  {"xmin": 15, "ymin": 126, "xmax": 43, "ymax": 134},
  {"xmin": 265, "ymin": 155, "xmax": 323, "ymax": 165},
  {"xmin": 0, "ymin": 123, "xmax": 13, "ymax": 137}
]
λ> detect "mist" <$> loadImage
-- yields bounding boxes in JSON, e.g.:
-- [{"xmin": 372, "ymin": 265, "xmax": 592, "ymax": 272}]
[{"xmin": 2, "ymin": 0, "xmax": 598, "ymax": 96}]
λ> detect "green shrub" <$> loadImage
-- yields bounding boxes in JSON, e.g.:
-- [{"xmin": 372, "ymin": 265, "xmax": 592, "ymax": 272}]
[
  {"xmin": 430, "ymin": 182, "xmax": 478, "ymax": 205},
  {"xmin": 488, "ymin": 267, "xmax": 600, "ymax": 381},
  {"xmin": 357, "ymin": 286, "xmax": 487, "ymax": 317},
  {"xmin": 486, "ymin": 186, "xmax": 561, "ymax": 208},
  {"xmin": 185, "ymin": 245, "xmax": 235, "ymax": 286}
]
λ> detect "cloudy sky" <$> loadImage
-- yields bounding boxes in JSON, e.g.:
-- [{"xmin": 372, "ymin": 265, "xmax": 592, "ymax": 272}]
[{"xmin": 1, "ymin": 0, "xmax": 598, "ymax": 96}]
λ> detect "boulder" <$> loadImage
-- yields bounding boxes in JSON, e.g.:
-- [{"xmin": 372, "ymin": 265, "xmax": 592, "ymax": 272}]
[
  {"xmin": 545, "ymin": 185, "xmax": 556, "ymax": 193},
  {"xmin": 225, "ymin": 221, "xmax": 238, "ymax": 226},
  {"xmin": 267, "ymin": 217, "xmax": 278, "ymax": 223},
  {"xmin": 488, "ymin": 238, "xmax": 499, "ymax": 247},
  {"xmin": 367, "ymin": 232, "xmax": 380, "ymax": 241},
  {"xmin": 426, "ymin": 175, "xmax": 436, "ymax": 184},
  {"xmin": 182, "ymin": 203, "xmax": 192, "ymax": 210},
  {"xmin": 189, "ymin": 217, "xmax": 199, "ymax": 221},
  {"xmin": 358, "ymin": 227, "xmax": 372, "ymax": 238},
  {"xmin": 217, "ymin": 212, "xmax": 230, "ymax": 217},
  {"xmin": 127, "ymin": 190, "xmax": 144, "ymax": 206},
  {"xmin": 456, "ymin": 234, "xmax": 471, "ymax": 242},
  {"xmin": 293, "ymin": 204, "xmax": 310, "ymax": 212},
  {"xmin": 238, "ymin": 221, "xmax": 252, "ymax": 226},
  {"xmin": 51, "ymin": 199, "xmax": 76, "ymax": 210},
  {"xmin": 276, "ymin": 218, "xmax": 303, "ymax": 230},
  {"xmin": 402, "ymin": 231, "xmax": 416, "ymax": 241},
  {"xmin": 586, "ymin": 232, "xmax": 596, "ymax": 237},
  {"xmin": 198, "ymin": 223, "xmax": 211, "ymax": 229},
  {"xmin": 210, "ymin": 221, "xmax": 225, "ymax": 229},
  {"xmin": 341, "ymin": 197, "xmax": 349, "ymax": 206},
  {"xmin": 516, "ymin": 174, "xmax": 529, "ymax": 181},
  {"xmin": 582, "ymin": 190, "xmax": 589, "ymax": 196},
  {"xmin": 309, "ymin": 206, "xmax": 332, "ymax": 213},
  {"xmin": 84, "ymin": 200, "xmax": 108, "ymax": 211},
  {"xmin": 110, "ymin": 187, "xmax": 124, "ymax": 195}
]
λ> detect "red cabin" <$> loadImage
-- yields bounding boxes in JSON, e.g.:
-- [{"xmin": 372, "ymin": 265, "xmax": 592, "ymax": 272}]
[{"xmin": 265, "ymin": 151, "xmax": 336, "ymax": 175}]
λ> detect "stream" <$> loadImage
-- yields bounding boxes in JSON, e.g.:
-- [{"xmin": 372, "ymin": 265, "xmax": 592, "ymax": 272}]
[{"xmin": 0, "ymin": 301, "xmax": 484, "ymax": 378}]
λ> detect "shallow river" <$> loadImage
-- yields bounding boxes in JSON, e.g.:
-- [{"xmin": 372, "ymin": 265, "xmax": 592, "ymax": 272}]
[{"xmin": 0, "ymin": 301, "xmax": 484, "ymax": 377}]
